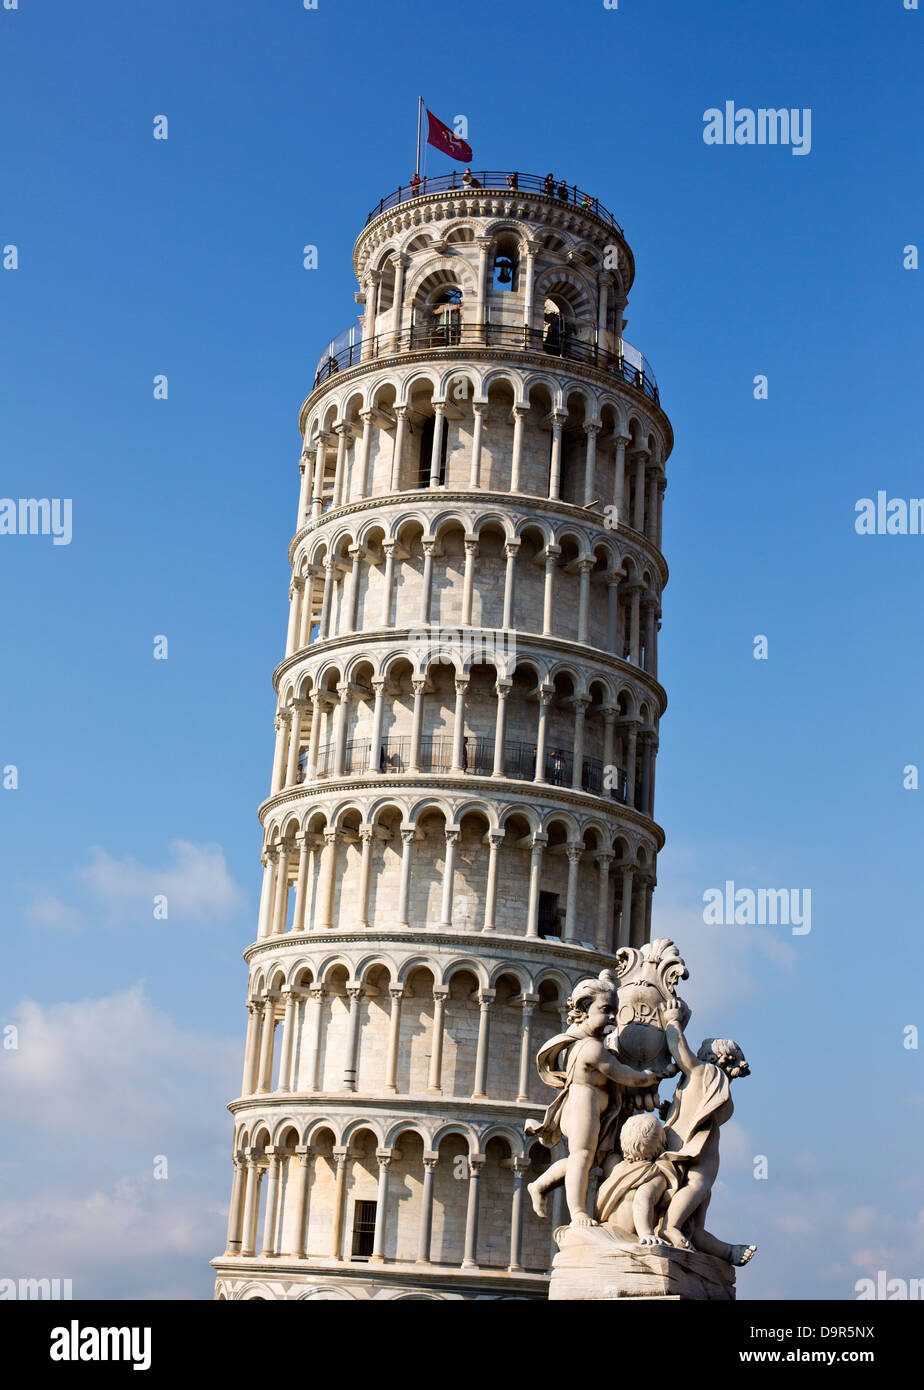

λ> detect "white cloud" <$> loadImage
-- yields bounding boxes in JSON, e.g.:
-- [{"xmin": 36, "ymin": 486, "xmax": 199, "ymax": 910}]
[
  {"xmin": 24, "ymin": 894, "xmax": 85, "ymax": 931},
  {"xmin": 0, "ymin": 985, "xmax": 238, "ymax": 1299},
  {"xmin": 4, "ymin": 984, "xmax": 238, "ymax": 1139},
  {"xmin": 81, "ymin": 840, "xmax": 244, "ymax": 921}
]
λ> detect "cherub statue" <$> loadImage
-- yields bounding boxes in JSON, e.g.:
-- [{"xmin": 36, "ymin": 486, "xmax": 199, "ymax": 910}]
[
  {"xmin": 595, "ymin": 1113, "xmax": 681, "ymax": 1245},
  {"xmin": 658, "ymin": 999, "xmax": 756, "ymax": 1265},
  {"xmin": 526, "ymin": 975, "xmax": 661, "ymax": 1228}
]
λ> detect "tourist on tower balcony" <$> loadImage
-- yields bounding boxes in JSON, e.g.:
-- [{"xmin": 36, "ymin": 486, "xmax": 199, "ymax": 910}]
[
  {"xmin": 544, "ymin": 172, "xmax": 555, "ymax": 195},
  {"xmin": 557, "ymin": 179, "xmax": 569, "ymax": 201},
  {"xmin": 507, "ymin": 172, "xmax": 518, "ymax": 189},
  {"xmin": 409, "ymin": 172, "xmax": 421, "ymax": 194}
]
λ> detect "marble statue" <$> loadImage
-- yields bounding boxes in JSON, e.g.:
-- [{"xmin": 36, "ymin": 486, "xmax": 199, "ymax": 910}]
[
  {"xmin": 530, "ymin": 939, "xmax": 758, "ymax": 1300},
  {"xmin": 657, "ymin": 1000, "xmax": 756, "ymax": 1265},
  {"xmin": 524, "ymin": 976, "xmax": 661, "ymax": 1226}
]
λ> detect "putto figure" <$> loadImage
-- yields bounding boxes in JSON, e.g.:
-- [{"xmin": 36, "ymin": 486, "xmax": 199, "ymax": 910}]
[
  {"xmin": 595, "ymin": 1113, "xmax": 681, "ymax": 1245},
  {"xmin": 525, "ymin": 975, "xmax": 660, "ymax": 1227},
  {"xmin": 657, "ymin": 1000, "xmax": 756, "ymax": 1265},
  {"xmin": 533, "ymin": 940, "xmax": 758, "ymax": 1299}
]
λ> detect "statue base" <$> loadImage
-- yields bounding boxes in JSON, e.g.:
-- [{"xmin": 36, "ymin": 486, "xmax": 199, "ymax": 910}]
[{"xmin": 548, "ymin": 1224, "xmax": 736, "ymax": 1301}]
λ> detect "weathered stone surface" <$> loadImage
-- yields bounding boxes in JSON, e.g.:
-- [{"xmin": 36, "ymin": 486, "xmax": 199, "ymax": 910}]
[{"xmin": 548, "ymin": 1224, "xmax": 735, "ymax": 1300}]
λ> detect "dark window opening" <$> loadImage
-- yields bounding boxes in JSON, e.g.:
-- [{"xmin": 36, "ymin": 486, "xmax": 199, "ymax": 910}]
[
  {"xmin": 418, "ymin": 415, "xmax": 449, "ymax": 488},
  {"xmin": 351, "ymin": 1199, "xmax": 377, "ymax": 1260},
  {"xmin": 538, "ymin": 891, "xmax": 561, "ymax": 937}
]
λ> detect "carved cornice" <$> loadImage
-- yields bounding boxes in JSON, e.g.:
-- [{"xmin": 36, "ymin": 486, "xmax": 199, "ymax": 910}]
[
  {"xmin": 287, "ymin": 487, "xmax": 669, "ymax": 587},
  {"xmin": 297, "ymin": 343, "xmax": 670, "ymax": 450},
  {"xmin": 257, "ymin": 772, "xmax": 666, "ymax": 848}
]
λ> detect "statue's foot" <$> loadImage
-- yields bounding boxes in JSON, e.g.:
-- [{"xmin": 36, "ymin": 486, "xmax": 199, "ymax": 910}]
[
  {"xmin": 661, "ymin": 1225, "xmax": 693, "ymax": 1250},
  {"xmin": 730, "ymin": 1243, "xmax": 757, "ymax": 1266},
  {"xmin": 570, "ymin": 1214, "xmax": 600, "ymax": 1228},
  {"xmin": 527, "ymin": 1180, "xmax": 548, "ymax": 1218},
  {"xmin": 638, "ymin": 1235, "xmax": 667, "ymax": 1247}
]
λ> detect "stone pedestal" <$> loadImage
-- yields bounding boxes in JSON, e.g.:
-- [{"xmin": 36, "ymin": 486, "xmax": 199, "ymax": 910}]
[{"xmin": 548, "ymin": 1225, "xmax": 735, "ymax": 1301}]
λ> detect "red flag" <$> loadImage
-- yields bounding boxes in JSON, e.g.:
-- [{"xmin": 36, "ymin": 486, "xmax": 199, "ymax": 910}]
[{"xmin": 426, "ymin": 109, "xmax": 472, "ymax": 163}]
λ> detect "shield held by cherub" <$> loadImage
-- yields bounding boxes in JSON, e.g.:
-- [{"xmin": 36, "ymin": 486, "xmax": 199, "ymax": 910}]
[{"xmin": 604, "ymin": 937, "xmax": 691, "ymax": 1079}]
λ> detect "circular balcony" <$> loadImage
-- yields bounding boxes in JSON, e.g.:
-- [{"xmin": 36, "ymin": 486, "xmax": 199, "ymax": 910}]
[
  {"xmin": 312, "ymin": 322, "xmax": 659, "ymax": 405},
  {"xmin": 302, "ymin": 735, "xmax": 630, "ymax": 804},
  {"xmin": 365, "ymin": 170, "xmax": 625, "ymax": 235}
]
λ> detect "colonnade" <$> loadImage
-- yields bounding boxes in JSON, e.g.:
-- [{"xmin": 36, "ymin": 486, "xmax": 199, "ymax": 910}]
[
  {"xmin": 269, "ymin": 680, "xmax": 658, "ymax": 810},
  {"xmin": 225, "ymin": 1138, "xmax": 540, "ymax": 1274},
  {"xmin": 252, "ymin": 825, "xmax": 654, "ymax": 947},
  {"xmin": 238, "ymin": 979, "xmax": 557, "ymax": 1103},
  {"xmin": 284, "ymin": 538, "xmax": 660, "ymax": 676},
  {"xmin": 297, "ymin": 412, "xmax": 664, "ymax": 547}
]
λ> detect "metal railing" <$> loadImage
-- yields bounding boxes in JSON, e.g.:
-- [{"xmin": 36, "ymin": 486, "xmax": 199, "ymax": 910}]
[
  {"xmin": 305, "ymin": 735, "xmax": 628, "ymax": 801},
  {"xmin": 313, "ymin": 322, "xmax": 658, "ymax": 403},
  {"xmin": 365, "ymin": 171, "xmax": 625, "ymax": 235}
]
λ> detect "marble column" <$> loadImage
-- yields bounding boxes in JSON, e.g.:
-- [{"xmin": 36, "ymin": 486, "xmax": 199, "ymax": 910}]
[
  {"xmin": 618, "ymin": 864, "xmax": 635, "ymax": 948},
  {"xmin": 439, "ymin": 828, "xmax": 459, "ymax": 927},
  {"xmin": 370, "ymin": 1153, "xmax": 392, "ymax": 1263},
  {"xmin": 428, "ymin": 404, "xmax": 446, "ymax": 487},
  {"xmin": 508, "ymin": 1159, "xmax": 530, "ymax": 1272},
  {"xmin": 542, "ymin": 549, "xmax": 559, "ymax": 635},
  {"xmin": 461, "ymin": 539, "xmax": 478, "ymax": 625},
  {"xmin": 427, "ymin": 988, "xmax": 448, "ymax": 1093},
  {"xmin": 271, "ymin": 843, "xmax": 290, "ymax": 935},
  {"xmin": 330, "ymin": 1149, "xmax": 348, "ymax": 1259},
  {"xmin": 390, "ymin": 408, "xmax": 407, "ymax": 490},
  {"xmin": 450, "ymin": 679, "xmax": 468, "ymax": 772},
  {"xmin": 225, "ymin": 1157, "xmax": 245, "ymax": 1254},
  {"xmin": 534, "ymin": 688, "xmax": 553, "ymax": 782},
  {"xmin": 384, "ymin": 987, "xmax": 404, "ymax": 1093},
  {"xmin": 471, "ymin": 989, "xmax": 495, "ymax": 1098},
  {"xmin": 461, "ymin": 1157, "xmax": 484, "ymax": 1269},
  {"xmin": 292, "ymin": 831, "xmax": 312, "ymax": 931},
  {"xmin": 416, "ymin": 1154, "xmax": 438, "ymax": 1263},
  {"xmin": 509, "ymin": 406, "xmax": 528, "ymax": 491},
  {"xmin": 288, "ymin": 1147, "xmax": 313, "ymax": 1258},
  {"xmin": 502, "ymin": 542, "xmax": 519, "ymax": 629},
  {"xmin": 396, "ymin": 827, "xmax": 416, "ymax": 928},
  {"xmin": 583, "ymin": 422, "xmax": 599, "ymax": 505},
  {"xmin": 380, "ymin": 542, "xmax": 397, "ymax": 626},
  {"xmin": 563, "ymin": 845, "xmax": 583, "ymax": 943},
  {"xmin": 548, "ymin": 412, "xmax": 565, "ymax": 499},
  {"xmin": 260, "ymin": 1153, "xmax": 281, "ymax": 1257},
  {"xmin": 595, "ymin": 852, "xmax": 614, "ymax": 951},
  {"xmin": 517, "ymin": 999, "xmax": 536, "ymax": 1101},
  {"xmin": 525, "ymin": 834, "xmax": 547, "ymax": 937},
  {"xmin": 342, "ymin": 985, "xmax": 364, "ymax": 1091},
  {"xmin": 469, "ymin": 402, "xmax": 486, "ymax": 487},
  {"xmin": 256, "ymin": 998, "xmax": 276, "ymax": 1092},
  {"xmin": 482, "ymin": 830, "xmax": 504, "ymax": 932}
]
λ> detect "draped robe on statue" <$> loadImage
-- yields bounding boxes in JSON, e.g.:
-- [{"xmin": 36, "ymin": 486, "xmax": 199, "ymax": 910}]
[{"xmin": 524, "ymin": 1029, "xmax": 623, "ymax": 1163}]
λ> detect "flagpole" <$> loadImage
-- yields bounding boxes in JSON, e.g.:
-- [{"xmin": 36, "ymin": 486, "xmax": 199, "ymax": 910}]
[{"xmin": 415, "ymin": 96, "xmax": 423, "ymax": 178}]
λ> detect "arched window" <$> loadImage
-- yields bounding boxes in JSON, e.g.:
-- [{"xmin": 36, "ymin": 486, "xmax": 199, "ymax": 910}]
[
  {"xmin": 492, "ymin": 237, "xmax": 520, "ymax": 292},
  {"xmin": 542, "ymin": 296, "xmax": 573, "ymax": 355},
  {"xmin": 429, "ymin": 288, "xmax": 462, "ymax": 344}
]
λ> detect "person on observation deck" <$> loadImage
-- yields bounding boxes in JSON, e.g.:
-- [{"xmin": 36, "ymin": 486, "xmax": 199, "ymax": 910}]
[
  {"xmin": 544, "ymin": 172, "xmax": 556, "ymax": 195},
  {"xmin": 507, "ymin": 172, "xmax": 518, "ymax": 189},
  {"xmin": 409, "ymin": 172, "xmax": 421, "ymax": 194}
]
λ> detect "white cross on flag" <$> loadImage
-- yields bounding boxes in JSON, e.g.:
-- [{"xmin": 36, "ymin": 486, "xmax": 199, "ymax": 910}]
[{"xmin": 426, "ymin": 108, "xmax": 473, "ymax": 163}]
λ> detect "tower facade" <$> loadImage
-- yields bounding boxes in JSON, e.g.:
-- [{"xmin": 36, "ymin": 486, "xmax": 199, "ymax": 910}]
[{"xmin": 213, "ymin": 171, "xmax": 672, "ymax": 1301}]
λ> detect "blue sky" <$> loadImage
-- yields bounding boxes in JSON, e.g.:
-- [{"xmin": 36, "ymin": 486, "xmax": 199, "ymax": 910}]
[{"xmin": 1, "ymin": 0, "xmax": 921, "ymax": 1300}]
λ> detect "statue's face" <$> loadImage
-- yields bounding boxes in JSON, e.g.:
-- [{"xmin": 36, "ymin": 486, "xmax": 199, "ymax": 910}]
[{"xmin": 585, "ymin": 991, "xmax": 617, "ymax": 1034}]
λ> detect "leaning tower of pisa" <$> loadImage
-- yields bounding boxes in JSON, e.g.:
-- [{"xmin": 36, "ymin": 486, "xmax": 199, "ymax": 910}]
[{"xmin": 212, "ymin": 170, "xmax": 672, "ymax": 1302}]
